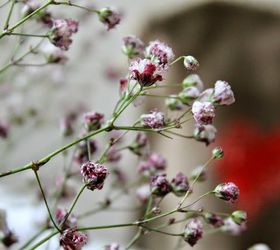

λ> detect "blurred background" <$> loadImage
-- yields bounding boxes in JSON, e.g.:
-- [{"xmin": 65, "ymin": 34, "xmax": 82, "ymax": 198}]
[{"xmin": 0, "ymin": 0, "xmax": 280, "ymax": 249}]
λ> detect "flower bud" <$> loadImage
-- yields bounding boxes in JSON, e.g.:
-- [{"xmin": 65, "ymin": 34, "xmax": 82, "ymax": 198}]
[
  {"xmin": 203, "ymin": 212, "xmax": 224, "ymax": 228},
  {"xmin": 192, "ymin": 101, "xmax": 215, "ymax": 125},
  {"xmin": 183, "ymin": 219, "xmax": 203, "ymax": 246},
  {"xmin": 98, "ymin": 8, "xmax": 121, "ymax": 30},
  {"xmin": 212, "ymin": 146, "xmax": 224, "ymax": 159},
  {"xmin": 60, "ymin": 228, "xmax": 87, "ymax": 250},
  {"xmin": 150, "ymin": 174, "xmax": 171, "ymax": 197},
  {"xmin": 122, "ymin": 35, "xmax": 145, "ymax": 59},
  {"xmin": 221, "ymin": 217, "xmax": 246, "ymax": 235},
  {"xmin": 178, "ymin": 87, "xmax": 200, "ymax": 104},
  {"xmin": 231, "ymin": 210, "xmax": 247, "ymax": 225},
  {"xmin": 214, "ymin": 182, "xmax": 239, "ymax": 203},
  {"xmin": 193, "ymin": 124, "xmax": 217, "ymax": 145},
  {"xmin": 165, "ymin": 95, "xmax": 183, "ymax": 111},
  {"xmin": 182, "ymin": 74, "xmax": 204, "ymax": 91},
  {"xmin": 80, "ymin": 161, "xmax": 109, "ymax": 191},
  {"xmin": 213, "ymin": 80, "xmax": 235, "ymax": 106},
  {"xmin": 183, "ymin": 56, "xmax": 199, "ymax": 71},
  {"xmin": 141, "ymin": 110, "xmax": 165, "ymax": 129},
  {"xmin": 83, "ymin": 111, "xmax": 104, "ymax": 131},
  {"xmin": 248, "ymin": 243, "xmax": 271, "ymax": 250},
  {"xmin": 171, "ymin": 172, "xmax": 189, "ymax": 197}
]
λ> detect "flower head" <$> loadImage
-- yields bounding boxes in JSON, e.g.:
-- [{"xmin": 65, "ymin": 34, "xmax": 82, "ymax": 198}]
[
  {"xmin": 98, "ymin": 8, "xmax": 121, "ymax": 30},
  {"xmin": 183, "ymin": 219, "xmax": 203, "ymax": 247},
  {"xmin": 193, "ymin": 124, "xmax": 217, "ymax": 145},
  {"xmin": 60, "ymin": 228, "xmax": 87, "ymax": 250},
  {"xmin": 212, "ymin": 146, "xmax": 224, "ymax": 159},
  {"xmin": 83, "ymin": 111, "xmax": 104, "ymax": 131},
  {"xmin": 80, "ymin": 161, "xmax": 108, "ymax": 191},
  {"xmin": 49, "ymin": 19, "xmax": 79, "ymax": 50},
  {"xmin": 192, "ymin": 101, "xmax": 215, "ymax": 125},
  {"xmin": 213, "ymin": 80, "xmax": 235, "ymax": 106},
  {"xmin": 214, "ymin": 182, "xmax": 239, "ymax": 203},
  {"xmin": 146, "ymin": 40, "xmax": 174, "ymax": 69},
  {"xmin": 183, "ymin": 56, "xmax": 199, "ymax": 71},
  {"xmin": 183, "ymin": 74, "xmax": 204, "ymax": 91},
  {"xmin": 165, "ymin": 95, "xmax": 183, "ymax": 111},
  {"xmin": 141, "ymin": 110, "xmax": 165, "ymax": 129},
  {"xmin": 203, "ymin": 212, "xmax": 224, "ymax": 228},
  {"xmin": 221, "ymin": 217, "xmax": 246, "ymax": 235},
  {"xmin": 129, "ymin": 59, "xmax": 163, "ymax": 86},
  {"xmin": 171, "ymin": 172, "xmax": 189, "ymax": 197},
  {"xmin": 122, "ymin": 35, "xmax": 145, "ymax": 59},
  {"xmin": 231, "ymin": 210, "xmax": 247, "ymax": 225},
  {"xmin": 178, "ymin": 87, "xmax": 200, "ymax": 104},
  {"xmin": 138, "ymin": 153, "xmax": 166, "ymax": 176},
  {"xmin": 150, "ymin": 174, "xmax": 171, "ymax": 197}
]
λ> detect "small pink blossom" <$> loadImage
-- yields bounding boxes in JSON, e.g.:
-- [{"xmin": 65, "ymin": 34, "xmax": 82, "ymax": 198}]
[
  {"xmin": 122, "ymin": 35, "xmax": 145, "ymax": 58},
  {"xmin": 213, "ymin": 80, "xmax": 235, "ymax": 105},
  {"xmin": 150, "ymin": 174, "xmax": 171, "ymax": 197},
  {"xmin": 214, "ymin": 182, "xmax": 239, "ymax": 203},
  {"xmin": 141, "ymin": 110, "xmax": 165, "ymax": 129},
  {"xmin": 183, "ymin": 56, "xmax": 199, "ymax": 71},
  {"xmin": 183, "ymin": 74, "xmax": 204, "ymax": 91},
  {"xmin": 80, "ymin": 161, "xmax": 108, "ymax": 191},
  {"xmin": 221, "ymin": 217, "xmax": 246, "ymax": 235},
  {"xmin": 60, "ymin": 228, "xmax": 87, "ymax": 250},
  {"xmin": 129, "ymin": 59, "xmax": 163, "ymax": 86},
  {"xmin": 192, "ymin": 101, "xmax": 215, "ymax": 125},
  {"xmin": 49, "ymin": 19, "xmax": 79, "ymax": 50},
  {"xmin": 83, "ymin": 111, "xmax": 104, "ymax": 131},
  {"xmin": 193, "ymin": 124, "xmax": 217, "ymax": 145},
  {"xmin": 183, "ymin": 219, "xmax": 203, "ymax": 246},
  {"xmin": 136, "ymin": 184, "xmax": 151, "ymax": 203},
  {"xmin": 146, "ymin": 40, "xmax": 174, "ymax": 68},
  {"xmin": 55, "ymin": 208, "xmax": 77, "ymax": 230},
  {"xmin": 98, "ymin": 8, "xmax": 121, "ymax": 30},
  {"xmin": 171, "ymin": 172, "xmax": 189, "ymax": 197}
]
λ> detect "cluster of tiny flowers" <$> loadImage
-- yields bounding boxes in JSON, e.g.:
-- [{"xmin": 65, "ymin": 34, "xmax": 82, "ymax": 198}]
[
  {"xmin": 80, "ymin": 161, "xmax": 108, "ymax": 191},
  {"xmin": 150, "ymin": 174, "xmax": 171, "ymax": 197},
  {"xmin": 138, "ymin": 153, "xmax": 166, "ymax": 176},
  {"xmin": 145, "ymin": 40, "xmax": 175, "ymax": 69},
  {"xmin": 60, "ymin": 228, "xmax": 87, "ymax": 250},
  {"xmin": 183, "ymin": 219, "xmax": 203, "ymax": 246},
  {"xmin": 49, "ymin": 19, "xmax": 79, "ymax": 50},
  {"xmin": 214, "ymin": 182, "xmax": 240, "ymax": 203},
  {"xmin": 97, "ymin": 8, "xmax": 121, "ymax": 30},
  {"xmin": 141, "ymin": 110, "xmax": 165, "ymax": 129},
  {"xmin": 193, "ymin": 124, "xmax": 217, "ymax": 145},
  {"xmin": 192, "ymin": 101, "xmax": 215, "ymax": 125}
]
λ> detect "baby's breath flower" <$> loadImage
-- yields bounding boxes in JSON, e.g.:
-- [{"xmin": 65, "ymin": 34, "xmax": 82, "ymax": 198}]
[
  {"xmin": 192, "ymin": 101, "xmax": 215, "ymax": 125},
  {"xmin": 141, "ymin": 110, "xmax": 165, "ymax": 129},
  {"xmin": 183, "ymin": 219, "xmax": 203, "ymax": 246},
  {"xmin": 183, "ymin": 56, "xmax": 199, "ymax": 71},
  {"xmin": 214, "ymin": 182, "xmax": 239, "ymax": 203},
  {"xmin": 98, "ymin": 8, "xmax": 121, "ymax": 30},
  {"xmin": 122, "ymin": 35, "xmax": 145, "ymax": 59},
  {"xmin": 60, "ymin": 228, "xmax": 87, "ymax": 250},
  {"xmin": 150, "ymin": 174, "xmax": 171, "ymax": 197},
  {"xmin": 213, "ymin": 80, "xmax": 235, "ymax": 106}
]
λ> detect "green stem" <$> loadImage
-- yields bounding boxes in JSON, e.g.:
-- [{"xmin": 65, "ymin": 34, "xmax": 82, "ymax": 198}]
[
  {"xmin": 181, "ymin": 191, "xmax": 214, "ymax": 209},
  {"xmin": 125, "ymin": 229, "xmax": 142, "ymax": 250},
  {"xmin": 0, "ymin": 126, "xmax": 109, "ymax": 178},
  {"xmin": 29, "ymin": 230, "xmax": 59, "ymax": 250},
  {"xmin": 18, "ymin": 227, "xmax": 48, "ymax": 250},
  {"xmin": 7, "ymin": 32, "xmax": 49, "ymax": 38},
  {"xmin": 78, "ymin": 222, "xmax": 137, "ymax": 231},
  {"xmin": 0, "ymin": 0, "xmax": 53, "ymax": 39},
  {"xmin": 55, "ymin": 1, "xmax": 99, "ymax": 13},
  {"xmin": 3, "ymin": 0, "xmax": 16, "ymax": 30},
  {"xmin": 141, "ymin": 225, "xmax": 183, "ymax": 237},
  {"xmin": 170, "ymin": 56, "xmax": 184, "ymax": 66},
  {"xmin": 33, "ymin": 170, "xmax": 61, "ymax": 232}
]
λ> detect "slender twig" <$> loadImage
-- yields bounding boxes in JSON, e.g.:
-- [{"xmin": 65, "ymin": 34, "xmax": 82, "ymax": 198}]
[
  {"xmin": 29, "ymin": 230, "xmax": 59, "ymax": 250},
  {"xmin": 6, "ymin": 32, "xmax": 49, "ymax": 38},
  {"xmin": 33, "ymin": 169, "xmax": 61, "ymax": 232},
  {"xmin": 0, "ymin": 0, "xmax": 11, "ymax": 9},
  {"xmin": 3, "ymin": 0, "xmax": 16, "ymax": 30},
  {"xmin": 141, "ymin": 225, "xmax": 183, "ymax": 237},
  {"xmin": 18, "ymin": 227, "xmax": 48, "ymax": 250},
  {"xmin": 125, "ymin": 229, "xmax": 142, "ymax": 250}
]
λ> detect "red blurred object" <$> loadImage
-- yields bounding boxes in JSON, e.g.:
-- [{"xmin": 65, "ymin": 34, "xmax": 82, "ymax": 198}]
[{"xmin": 215, "ymin": 120, "xmax": 280, "ymax": 218}]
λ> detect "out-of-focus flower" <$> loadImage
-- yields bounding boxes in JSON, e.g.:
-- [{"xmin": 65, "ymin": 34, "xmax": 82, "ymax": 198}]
[
  {"xmin": 183, "ymin": 56, "xmax": 199, "ymax": 71},
  {"xmin": 122, "ymin": 35, "xmax": 145, "ymax": 59},
  {"xmin": 80, "ymin": 161, "xmax": 108, "ymax": 191},
  {"xmin": 129, "ymin": 132, "xmax": 149, "ymax": 156},
  {"xmin": 146, "ymin": 40, "xmax": 174, "ymax": 69},
  {"xmin": 141, "ymin": 110, "xmax": 165, "ymax": 129},
  {"xmin": 183, "ymin": 219, "xmax": 203, "ymax": 247},
  {"xmin": 60, "ymin": 228, "xmax": 87, "ymax": 250},
  {"xmin": 165, "ymin": 95, "xmax": 183, "ymax": 111},
  {"xmin": 192, "ymin": 101, "xmax": 215, "ymax": 125},
  {"xmin": 83, "ymin": 111, "xmax": 104, "ymax": 131},
  {"xmin": 98, "ymin": 8, "xmax": 121, "ymax": 30},
  {"xmin": 179, "ymin": 87, "xmax": 200, "ymax": 104},
  {"xmin": 190, "ymin": 165, "xmax": 207, "ymax": 182},
  {"xmin": 182, "ymin": 74, "xmax": 204, "ymax": 91},
  {"xmin": 213, "ymin": 80, "xmax": 235, "ymax": 106},
  {"xmin": 129, "ymin": 59, "xmax": 163, "ymax": 87},
  {"xmin": 49, "ymin": 19, "xmax": 79, "ymax": 50},
  {"xmin": 136, "ymin": 184, "xmax": 151, "ymax": 203},
  {"xmin": 193, "ymin": 124, "xmax": 217, "ymax": 145},
  {"xmin": 0, "ymin": 120, "xmax": 9, "ymax": 139},
  {"xmin": 171, "ymin": 172, "xmax": 189, "ymax": 197},
  {"xmin": 150, "ymin": 174, "xmax": 171, "ymax": 197},
  {"xmin": 104, "ymin": 243, "xmax": 120, "ymax": 250},
  {"xmin": 199, "ymin": 88, "xmax": 214, "ymax": 102},
  {"xmin": 248, "ymin": 243, "xmax": 271, "ymax": 250},
  {"xmin": 221, "ymin": 217, "xmax": 246, "ymax": 236},
  {"xmin": 55, "ymin": 208, "xmax": 77, "ymax": 230},
  {"xmin": 0, "ymin": 210, "xmax": 18, "ymax": 247},
  {"xmin": 119, "ymin": 78, "xmax": 128, "ymax": 93},
  {"xmin": 138, "ymin": 153, "xmax": 166, "ymax": 176},
  {"xmin": 107, "ymin": 146, "xmax": 122, "ymax": 162},
  {"xmin": 203, "ymin": 212, "xmax": 224, "ymax": 228},
  {"xmin": 214, "ymin": 182, "xmax": 239, "ymax": 203}
]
